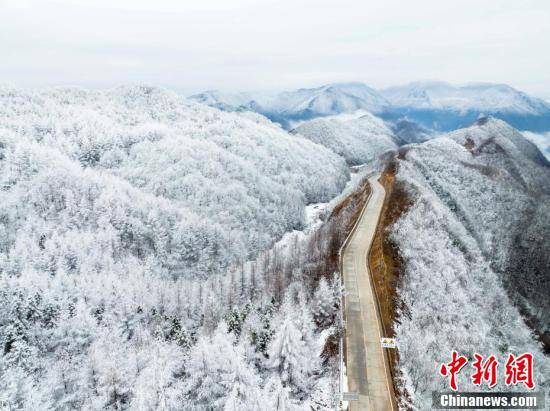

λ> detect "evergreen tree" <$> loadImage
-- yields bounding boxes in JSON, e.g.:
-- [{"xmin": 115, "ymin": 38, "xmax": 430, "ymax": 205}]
[
  {"xmin": 264, "ymin": 376, "xmax": 300, "ymax": 411},
  {"xmin": 312, "ymin": 276, "xmax": 338, "ymax": 328},
  {"xmin": 184, "ymin": 325, "xmax": 263, "ymax": 410},
  {"xmin": 266, "ymin": 303, "xmax": 314, "ymax": 395}
]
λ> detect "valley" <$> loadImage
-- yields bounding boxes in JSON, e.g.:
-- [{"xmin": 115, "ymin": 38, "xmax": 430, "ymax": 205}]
[{"xmin": 2, "ymin": 1, "xmax": 549, "ymax": 409}]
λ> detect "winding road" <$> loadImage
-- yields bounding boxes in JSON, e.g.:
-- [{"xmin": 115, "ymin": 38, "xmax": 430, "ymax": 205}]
[{"xmin": 341, "ymin": 174, "xmax": 397, "ymax": 410}]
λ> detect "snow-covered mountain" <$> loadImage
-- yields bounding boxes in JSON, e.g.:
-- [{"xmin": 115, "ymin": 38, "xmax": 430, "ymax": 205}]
[
  {"xmin": 381, "ymin": 81, "xmax": 549, "ymax": 113},
  {"xmin": 0, "ymin": 85, "xmax": 349, "ymax": 278},
  {"xmin": 380, "ymin": 81, "xmax": 550, "ymax": 132},
  {"xmin": 270, "ymin": 82, "xmax": 389, "ymax": 118},
  {"xmin": 185, "ymin": 89, "xmax": 258, "ymax": 112},
  {"xmin": 189, "ymin": 82, "xmax": 390, "ymax": 128},
  {"xmin": 292, "ymin": 111, "xmax": 400, "ymax": 165},
  {"xmin": 0, "ymin": 85, "xmax": 352, "ymax": 409},
  {"xmin": 191, "ymin": 81, "xmax": 550, "ymax": 133},
  {"xmin": 2, "ymin": 83, "xmax": 549, "ymax": 409},
  {"xmin": 389, "ymin": 117, "xmax": 550, "ymax": 408}
]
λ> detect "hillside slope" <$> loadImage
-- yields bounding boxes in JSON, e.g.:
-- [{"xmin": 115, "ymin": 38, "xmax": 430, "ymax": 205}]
[
  {"xmin": 0, "ymin": 85, "xmax": 354, "ymax": 409},
  {"xmin": 388, "ymin": 118, "xmax": 550, "ymax": 408},
  {"xmin": 0, "ymin": 86, "xmax": 349, "ymax": 278},
  {"xmin": 293, "ymin": 112, "xmax": 400, "ymax": 165}
]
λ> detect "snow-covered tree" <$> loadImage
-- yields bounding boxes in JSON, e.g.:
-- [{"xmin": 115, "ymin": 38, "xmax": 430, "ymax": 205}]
[
  {"xmin": 263, "ymin": 376, "xmax": 300, "ymax": 411},
  {"xmin": 183, "ymin": 325, "xmax": 264, "ymax": 409},
  {"xmin": 267, "ymin": 298, "xmax": 316, "ymax": 395},
  {"xmin": 312, "ymin": 276, "xmax": 338, "ymax": 328}
]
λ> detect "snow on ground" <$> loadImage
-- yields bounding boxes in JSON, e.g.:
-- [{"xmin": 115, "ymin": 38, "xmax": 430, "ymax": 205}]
[
  {"xmin": 305, "ymin": 203, "xmax": 329, "ymax": 229},
  {"xmin": 277, "ymin": 163, "xmax": 373, "ymax": 260}
]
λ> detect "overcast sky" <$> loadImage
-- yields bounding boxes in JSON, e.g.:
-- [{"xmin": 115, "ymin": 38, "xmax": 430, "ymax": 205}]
[{"xmin": 1, "ymin": 0, "xmax": 549, "ymax": 97}]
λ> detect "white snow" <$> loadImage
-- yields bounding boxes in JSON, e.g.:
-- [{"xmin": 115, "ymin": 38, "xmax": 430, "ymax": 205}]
[
  {"xmin": 0, "ymin": 85, "xmax": 350, "ymax": 277},
  {"xmin": 381, "ymin": 81, "xmax": 550, "ymax": 115},
  {"xmin": 390, "ymin": 118, "xmax": 550, "ymax": 408},
  {"xmin": 189, "ymin": 82, "xmax": 390, "ymax": 124},
  {"xmin": 0, "ymin": 85, "xmax": 349, "ymax": 409},
  {"xmin": 294, "ymin": 112, "xmax": 399, "ymax": 165}
]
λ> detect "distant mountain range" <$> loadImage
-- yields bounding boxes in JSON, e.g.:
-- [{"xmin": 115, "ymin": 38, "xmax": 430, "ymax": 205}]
[
  {"xmin": 189, "ymin": 81, "xmax": 550, "ymax": 132},
  {"xmin": 379, "ymin": 81, "xmax": 550, "ymax": 132},
  {"xmin": 189, "ymin": 82, "xmax": 390, "ymax": 129}
]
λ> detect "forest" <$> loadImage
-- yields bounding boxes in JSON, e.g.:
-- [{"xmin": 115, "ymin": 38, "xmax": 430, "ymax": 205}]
[
  {"xmin": 0, "ymin": 86, "xmax": 362, "ymax": 409},
  {"xmin": 293, "ymin": 112, "xmax": 399, "ymax": 166},
  {"xmin": 388, "ymin": 118, "xmax": 550, "ymax": 408}
]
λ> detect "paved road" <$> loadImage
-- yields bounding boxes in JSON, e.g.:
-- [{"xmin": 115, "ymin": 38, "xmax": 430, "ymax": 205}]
[{"xmin": 342, "ymin": 174, "xmax": 396, "ymax": 410}]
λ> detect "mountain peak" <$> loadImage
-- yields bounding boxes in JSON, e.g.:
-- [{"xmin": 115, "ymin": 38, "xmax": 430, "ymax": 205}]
[
  {"xmin": 324, "ymin": 81, "xmax": 371, "ymax": 89},
  {"xmin": 381, "ymin": 81, "xmax": 549, "ymax": 114},
  {"xmin": 189, "ymin": 81, "xmax": 550, "ymax": 132},
  {"xmin": 445, "ymin": 116, "xmax": 550, "ymax": 168},
  {"xmin": 189, "ymin": 82, "xmax": 389, "ymax": 128}
]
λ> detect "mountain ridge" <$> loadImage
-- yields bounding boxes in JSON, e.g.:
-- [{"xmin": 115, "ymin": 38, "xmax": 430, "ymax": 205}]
[
  {"xmin": 189, "ymin": 82, "xmax": 390, "ymax": 128},
  {"xmin": 387, "ymin": 116, "xmax": 550, "ymax": 408},
  {"xmin": 190, "ymin": 81, "xmax": 550, "ymax": 132}
]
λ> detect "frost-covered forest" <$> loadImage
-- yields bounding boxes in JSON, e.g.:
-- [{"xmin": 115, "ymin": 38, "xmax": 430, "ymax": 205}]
[
  {"xmin": 389, "ymin": 118, "xmax": 550, "ymax": 408},
  {"xmin": 0, "ymin": 86, "xmax": 356, "ymax": 409},
  {"xmin": 3, "ymin": 84, "xmax": 549, "ymax": 410},
  {"xmin": 0, "ymin": 86, "xmax": 349, "ymax": 277},
  {"xmin": 293, "ymin": 112, "xmax": 400, "ymax": 165}
]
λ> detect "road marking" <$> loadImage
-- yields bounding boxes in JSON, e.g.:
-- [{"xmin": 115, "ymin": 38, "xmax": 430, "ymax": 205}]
[
  {"xmin": 340, "ymin": 174, "xmax": 397, "ymax": 411},
  {"xmin": 342, "ymin": 392, "xmax": 360, "ymax": 401}
]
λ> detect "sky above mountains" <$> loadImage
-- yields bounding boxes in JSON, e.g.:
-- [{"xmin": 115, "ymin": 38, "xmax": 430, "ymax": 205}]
[{"xmin": 1, "ymin": 0, "xmax": 549, "ymax": 98}]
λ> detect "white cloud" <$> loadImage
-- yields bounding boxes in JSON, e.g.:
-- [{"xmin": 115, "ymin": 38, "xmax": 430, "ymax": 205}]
[{"xmin": 1, "ymin": 0, "xmax": 549, "ymax": 96}]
